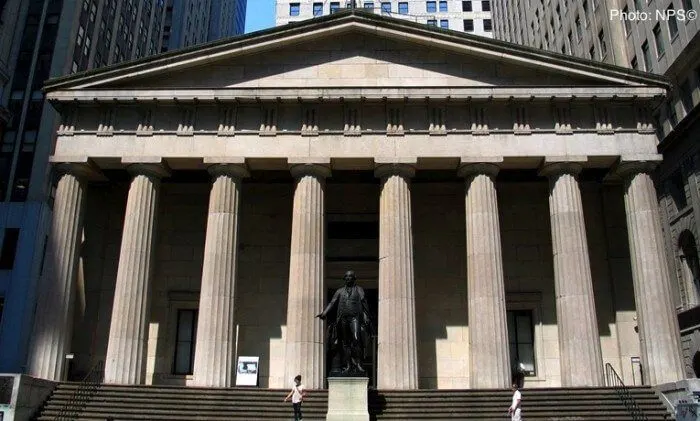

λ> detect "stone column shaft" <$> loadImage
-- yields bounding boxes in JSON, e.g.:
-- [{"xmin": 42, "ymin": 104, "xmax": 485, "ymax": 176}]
[
  {"xmin": 376, "ymin": 164, "xmax": 418, "ymax": 390},
  {"xmin": 620, "ymin": 164, "xmax": 684, "ymax": 385},
  {"xmin": 192, "ymin": 164, "xmax": 248, "ymax": 387},
  {"xmin": 542, "ymin": 163, "xmax": 604, "ymax": 386},
  {"xmin": 27, "ymin": 171, "xmax": 86, "ymax": 380},
  {"xmin": 104, "ymin": 164, "xmax": 166, "ymax": 384},
  {"xmin": 285, "ymin": 164, "xmax": 330, "ymax": 389},
  {"xmin": 459, "ymin": 164, "xmax": 510, "ymax": 388}
]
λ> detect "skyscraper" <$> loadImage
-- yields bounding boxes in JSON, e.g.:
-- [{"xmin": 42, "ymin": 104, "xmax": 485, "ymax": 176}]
[
  {"xmin": 275, "ymin": 0, "xmax": 494, "ymax": 37},
  {"xmin": 0, "ymin": 0, "xmax": 246, "ymax": 374},
  {"xmin": 162, "ymin": 0, "xmax": 246, "ymax": 52}
]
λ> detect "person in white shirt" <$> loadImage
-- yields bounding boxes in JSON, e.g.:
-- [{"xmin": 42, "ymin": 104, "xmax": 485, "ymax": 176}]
[
  {"xmin": 508, "ymin": 382, "xmax": 522, "ymax": 421},
  {"xmin": 284, "ymin": 374, "xmax": 305, "ymax": 421}
]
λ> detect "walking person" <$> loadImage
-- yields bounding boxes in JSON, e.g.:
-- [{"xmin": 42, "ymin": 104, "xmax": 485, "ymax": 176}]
[
  {"xmin": 284, "ymin": 374, "xmax": 305, "ymax": 421},
  {"xmin": 508, "ymin": 382, "xmax": 522, "ymax": 421}
]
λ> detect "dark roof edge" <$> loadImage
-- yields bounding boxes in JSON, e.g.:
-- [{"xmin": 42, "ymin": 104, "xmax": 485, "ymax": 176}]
[{"xmin": 43, "ymin": 9, "xmax": 671, "ymax": 91}]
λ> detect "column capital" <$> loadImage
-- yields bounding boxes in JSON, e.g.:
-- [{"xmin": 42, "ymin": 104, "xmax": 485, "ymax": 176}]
[
  {"xmin": 374, "ymin": 163, "xmax": 415, "ymax": 179},
  {"xmin": 614, "ymin": 161, "xmax": 659, "ymax": 179},
  {"xmin": 458, "ymin": 162, "xmax": 500, "ymax": 179},
  {"xmin": 50, "ymin": 156, "xmax": 104, "ymax": 181},
  {"xmin": 290, "ymin": 163, "xmax": 331, "ymax": 179},
  {"xmin": 126, "ymin": 163, "xmax": 171, "ymax": 179},
  {"xmin": 207, "ymin": 163, "xmax": 250, "ymax": 180},
  {"xmin": 539, "ymin": 162, "xmax": 583, "ymax": 178}
]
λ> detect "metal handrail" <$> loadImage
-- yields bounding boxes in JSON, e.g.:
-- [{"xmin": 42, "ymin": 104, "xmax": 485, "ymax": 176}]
[
  {"xmin": 605, "ymin": 362, "xmax": 649, "ymax": 421},
  {"xmin": 52, "ymin": 360, "xmax": 104, "ymax": 421}
]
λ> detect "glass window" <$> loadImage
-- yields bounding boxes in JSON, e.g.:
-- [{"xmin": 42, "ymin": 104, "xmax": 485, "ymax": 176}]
[
  {"xmin": 289, "ymin": 3, "xmax": 300, "ymax": 16},
  {"xmin": 427, "ymin": 18, "xmax": 437, "ymax": 25},
  {"xmin": 634, "ymin": 0, "xmax": 642, "ymax": 11},
  {"xmin": 173, "ymin": 309, "xmax": 198, "ymax": 375},
  {"xmin": 464, "ymin": 18, "xmax": 474, "ymax": 31},
  {"xmin": 642, "ymin": 40, "xmax": 652, "ymax": 71},
  {"xmin": 0, "ymin": 228, "xmax": 20, "ymax": 269},
  {"xmin": 364, "ymin": 1, "xmax": 374, "ymax": 8},
  {"xmin": 681, "ymin": 79, "xmax": 693, "ymax": 114},
  {"xmin": 398, "ymin": 2, "xmax": 408, "ymax": 13},
  {"xmin": 508, "ymin": 310, "xmax": 536, "ymax": 376},
  {"xmin": 623, "ymin": 6, "xmax": 631, "ymax": 35},
  {"xmin": 589, "ymin": 45, "xmax": 596, "ymax": 59},
  {"xmin": 598, "ymin": 30, "xmax": 607, "ymax": 57},
  {"xmin": 76, "ymin": 25, "xmax": 85, "ymax": 46},
  {"xmin": 653, "ymin": 23, "xmax": 664, "ymax": 56},
  {"xmin": 313, "ymin": 2, "xmax": 323, "ymax": 15},
  {"xmin": 483, "ymin": 18, "xmax": 492, "ymax": 31},
  {"xmin": 482, "ymin": 0, "xmax": 491, "ymax": 10},
  {"xmin": 683, "ymin": 0, "xmax": 693, "ymax": 10},
  {"xmin": 463, "ymin": 0, "xmax": 472, "ymax": 11},
  {"xmin": 668, "ymin": 5, "xmax": 679, "ymax": 38},
  {"xmin": 670, "ymin": 171, "xmax": 687, "ymax": 209},
  {"xmin": 668, "ymin": 103, "xmax": 678, "ymax": 126},
  {"xmin": 381, "ymin": 1, "xmax": 391, "ymax": 13},
  {"xmin": 440, "ymin": 19, "xmax": 449, "ymax": 28},
  {"xmin": 631, "ymin": 55, "xmax": 638, "ymax": 69},
  {"xmin": 439, "ymin": 0, "xmax": 448, "ymax": 11},
  {"xmin": 330, "ymin": 2, "xmax": 340, "ymax": 12},
  {"xmin": 426, "ymin": 1, "xmax": 437, "ymax": 12}
]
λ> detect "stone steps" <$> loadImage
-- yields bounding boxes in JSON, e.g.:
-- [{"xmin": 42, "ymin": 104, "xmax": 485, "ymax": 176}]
[{"xmin": 32, "ymin": 383, "xmax": 673, "ymax": 420}]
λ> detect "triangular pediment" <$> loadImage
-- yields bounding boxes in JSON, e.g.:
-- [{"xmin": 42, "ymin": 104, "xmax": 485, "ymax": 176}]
[{"xmin": 44, "ymin": 10, "xmax": 669, "ymax": 92}]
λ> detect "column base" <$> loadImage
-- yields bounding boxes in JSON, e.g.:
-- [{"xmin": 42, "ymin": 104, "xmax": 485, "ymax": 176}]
[{"xmin": 326, "ymin": 377, "xmax": 369, "ymax": 421}]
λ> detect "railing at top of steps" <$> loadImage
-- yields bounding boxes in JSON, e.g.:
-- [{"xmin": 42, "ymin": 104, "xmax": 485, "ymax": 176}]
[
  {"xmin": 52, "ymin": 360, "xmax": 104, "ymax": 421},
  {"xmin": 605, "ymin": 362, "xmax": 649, "ymax": 421}
]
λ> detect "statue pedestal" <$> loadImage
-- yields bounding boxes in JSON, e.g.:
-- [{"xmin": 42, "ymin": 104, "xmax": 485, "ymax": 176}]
[{"xmin": 326, "ymin": 377, "xmax": 369, "ymax": 421}]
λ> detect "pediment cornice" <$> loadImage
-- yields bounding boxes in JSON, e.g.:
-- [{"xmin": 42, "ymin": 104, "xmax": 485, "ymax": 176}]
[{"xmin": 43, "ymin": 10, "xmax": 670, "ymax": 92}]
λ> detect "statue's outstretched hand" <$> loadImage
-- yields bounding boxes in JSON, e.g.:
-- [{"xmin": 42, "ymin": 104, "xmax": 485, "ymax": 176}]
[{"xmin": 316, "ymin": 313, "xmax": 326, "ymax": 319}]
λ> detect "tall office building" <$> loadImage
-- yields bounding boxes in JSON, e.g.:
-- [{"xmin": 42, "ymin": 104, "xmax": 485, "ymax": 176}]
[
  {"xmin": 275, "ymin": 0, "xmax": 494, "ymax": 37},
  {"xmin": 0, "ymin": 0, "xmax": 246, "ymax": 374},
  {"xmin": 494, "ymin": 0, "xmax": 700, "ymax": 382},
  {"xmin": 162, "ymin": 0, "xmax": 246, "ymax": 51}
]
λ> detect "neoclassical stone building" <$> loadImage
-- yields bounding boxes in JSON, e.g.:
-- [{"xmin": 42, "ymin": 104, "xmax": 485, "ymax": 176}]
[{"xmin": 28, "ymin": 10, "xmax": 685, "ymax": 390}]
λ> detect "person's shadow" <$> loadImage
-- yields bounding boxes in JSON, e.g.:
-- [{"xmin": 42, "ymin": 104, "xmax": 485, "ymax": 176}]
[{"xmin": 368, "ymin": 388, "xmax": 387, "ymax": 421}]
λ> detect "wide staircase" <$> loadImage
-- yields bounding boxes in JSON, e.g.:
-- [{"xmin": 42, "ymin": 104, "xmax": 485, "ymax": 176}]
[
  {"xmin": 33, "ymin": 383, "xmax": 673, "ymax": 420},
  {"xmin": 370, "ymin": 387, "xmax": 673, "ymax": 420}
]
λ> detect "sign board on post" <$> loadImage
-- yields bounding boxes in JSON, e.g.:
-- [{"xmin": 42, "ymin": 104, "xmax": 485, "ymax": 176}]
[{"xmin": 236, "ymin": 356, "xmax": 259, "ymax": 386}]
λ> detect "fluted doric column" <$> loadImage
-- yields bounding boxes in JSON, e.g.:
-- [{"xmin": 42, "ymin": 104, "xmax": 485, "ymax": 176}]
[
  {"xmin": 459, "ymin": 163, "xmax": 511, "ymax": 388},
  {"xmin": 104, "ymin": 163, "xmax": 169, "ymax": 384},
  {"xmin": 375, "ymin": 164, "xmax": 418, "ymax": 389},
  {"xmin": 541, "ymin": 163, "xmax": 603, "ymax": 386},
  {"xmin": 618, "ymin": 162, "xmax": 684, "ymax": 385},
  {"xmin": 27, "ymin": 165, "xmax": 91, "ymax": 380},
  {"xmin": 191, "ymin": 163, "xmax": 249, "ymax": 387},
  {"xmin": 285, "ymin": 163, "xmax": 330, "ymax": 389}
]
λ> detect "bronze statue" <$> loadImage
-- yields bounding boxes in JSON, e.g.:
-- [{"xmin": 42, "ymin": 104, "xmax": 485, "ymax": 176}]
[{"xmin": 316, "ymin": 270, "xmax": 373, "ymax": 376}]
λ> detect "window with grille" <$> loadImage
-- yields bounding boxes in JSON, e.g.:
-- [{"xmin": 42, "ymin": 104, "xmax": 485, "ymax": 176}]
[
  {"xmin": 507, "ymin": 310, "xmax": 536, "ymax": 376},
  {"xmin": 172, "ymin": 309, "xmax": 198, "ymax": 375}
]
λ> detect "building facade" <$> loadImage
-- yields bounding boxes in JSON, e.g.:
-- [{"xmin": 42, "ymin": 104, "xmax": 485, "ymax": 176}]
[
  {"xmin": 491, "ymin": 0, "xmax": 700, "ymax": 382},
  {"xmin": 0, "ymin": 0, "xmax": 246, "ymax": 374},
  {"xmin": 275, "ymin": 0, "xmax": 494, "ymax": 37},
  {"xmin": 28, "ymin": 11, "xmax": 685, "ymax": 390},
  {"xmin": 161, "ymin": 0, "xmax": 246, "ymax": 52}
]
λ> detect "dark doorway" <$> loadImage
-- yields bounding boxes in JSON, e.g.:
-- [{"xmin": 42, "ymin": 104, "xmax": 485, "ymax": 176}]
[{"xmin": 324, "ymin": 288, "xmax": 378, "ymax": 388}]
